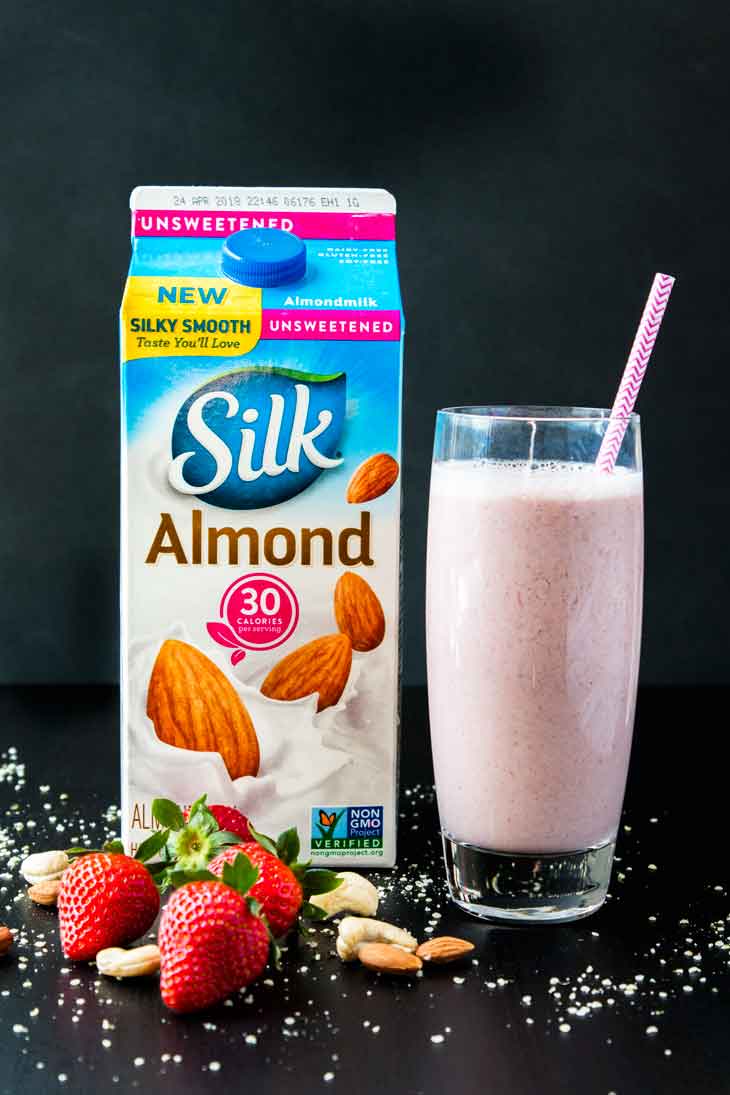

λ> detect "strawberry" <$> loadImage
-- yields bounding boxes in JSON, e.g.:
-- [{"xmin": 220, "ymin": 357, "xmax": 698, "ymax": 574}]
[
  {"xmin": 151, "ymin": 797, "xmax": 343, "ymax": 937},
  {"xmin": 208, "ymin": 842, "xmax": 303, "ymax": 938},
  {"xmin": 183, "ymin": 803, "xmax": 250, "ymax": 842},
  {"xmin": 158, "ymin": 855, "xmax": 269, "ymax": 1013},
  {"xmin": 58, "ymin": 853, "xmax": 159, "ymax": 961},
  {"xmin": 207, "ymin": 827, "xmax": 343, "ymax": 938}
]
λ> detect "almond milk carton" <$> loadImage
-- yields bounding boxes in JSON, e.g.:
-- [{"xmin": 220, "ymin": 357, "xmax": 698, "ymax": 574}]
[{"xmin": 120, "ymin": 186, "xmax": 403, "ymax": 865}]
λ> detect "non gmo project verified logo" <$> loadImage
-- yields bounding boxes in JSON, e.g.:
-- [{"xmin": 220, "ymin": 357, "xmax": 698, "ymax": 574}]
[{"xmin": 310, "ymin": 806, "xmax": 384, "ymax": 857}]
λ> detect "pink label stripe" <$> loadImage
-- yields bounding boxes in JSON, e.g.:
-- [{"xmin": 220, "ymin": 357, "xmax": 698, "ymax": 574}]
[
  {"xmin": 261, "ymin": 309, "xmax": 401, "ymax": 341},
  {"xmin": 133, "ymin": 210, "xmax": 395, "ymax": 241}
]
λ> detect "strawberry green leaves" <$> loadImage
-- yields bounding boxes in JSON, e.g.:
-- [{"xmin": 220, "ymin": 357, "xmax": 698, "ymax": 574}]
[
  {"xmin": 248, "ymin": 823, "xmax": 278, "ymax": 858},
  {"xmin": 300, "ymin": 901, "xmax": 328, "ymax": 922},
  {"xmin": 103, "ymin": 839, "xmax": 126, "ymax": 854},
  {"xmin": 65, "ymin": 838, "xmax": 126, "ymax": 860},
  {"xmin": 275, "ymin": 827, "xmax": 300, "ymax": 865},
  {"xmin": 165, "ymin": 868, "xmax": 217, "ymax": 888},
  {"xmin": 220, "ymin": 852, "xmax": 258, "ymax": 896},
  {"xmin": 300, "ymin": 870, "xmax": 342, "ymax": 898},
  {"xmin": 148, "ymin": 795, "xmax": 241, "ymax": 887},
  {"xmin": 150, "ymin": 798, "xmax": 185, "ymax": 832},
  {"xmin": 134, "ymin": 828, "xmax": 170, "ymax": 864}
]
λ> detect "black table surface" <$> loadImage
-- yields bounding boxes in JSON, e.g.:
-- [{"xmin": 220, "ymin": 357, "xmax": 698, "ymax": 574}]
[{"xmin": 0, "ymin": 685, "xmax": 728, "ymax": 1095}]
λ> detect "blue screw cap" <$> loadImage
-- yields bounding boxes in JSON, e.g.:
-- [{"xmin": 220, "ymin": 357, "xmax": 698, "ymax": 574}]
[{"xmin": 221, "ymin": 228, "xmax": 306, "ymax": 287}]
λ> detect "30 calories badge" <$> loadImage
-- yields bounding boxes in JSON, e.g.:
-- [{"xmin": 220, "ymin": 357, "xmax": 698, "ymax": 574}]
[{"xmin": 207, "ymin": 573, "xmax": 299, "ymax": 665}]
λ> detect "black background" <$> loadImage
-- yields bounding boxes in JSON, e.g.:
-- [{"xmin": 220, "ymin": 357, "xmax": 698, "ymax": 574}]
[{"xmin": 1, "ymin": 0, "xmax": 729, "ymax": 687}]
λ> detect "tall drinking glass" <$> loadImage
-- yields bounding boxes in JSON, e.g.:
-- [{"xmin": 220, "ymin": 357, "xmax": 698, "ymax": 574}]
[{"xmin": 426, "ymin": 407, "xmax": 643, "ymax": 922}]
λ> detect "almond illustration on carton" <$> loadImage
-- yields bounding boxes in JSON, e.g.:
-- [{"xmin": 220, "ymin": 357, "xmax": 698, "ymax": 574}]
[
  {"xmin": 334, "ymin": 573, "xmax": 385, "ymax": 652},
  {"xmin": 147, "ymin": 639, "xmax": 260, "ymax": 780},
  {"xmin": 260, "ymin": 634, "xmax": 352, "ymax": 712},
  {"xmin": 346, "ymin": 453, "xmax": 399, "ymax": 504}
]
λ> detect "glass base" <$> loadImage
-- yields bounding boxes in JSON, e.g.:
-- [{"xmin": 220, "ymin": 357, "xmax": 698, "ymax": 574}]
[{"xmin": 441, "ymin": 834, "xmax": 615, "ymax": 924}]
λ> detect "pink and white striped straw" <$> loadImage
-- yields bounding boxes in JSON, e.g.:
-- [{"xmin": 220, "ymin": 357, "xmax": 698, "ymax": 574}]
[{"xmin": 596, "ymin": 272, "xmax": 675, "ymax": 473}]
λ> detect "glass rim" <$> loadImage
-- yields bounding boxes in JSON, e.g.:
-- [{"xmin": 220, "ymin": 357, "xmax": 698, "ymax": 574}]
[{"xmin": 437, "ymin": 405, "xmax": 640, "ymax": 424}]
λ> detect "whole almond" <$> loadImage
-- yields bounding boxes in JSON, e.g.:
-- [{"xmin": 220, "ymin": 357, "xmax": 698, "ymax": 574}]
[
  {"xmin": 261, "ymin": 634, "xmax": 352, "ymax": 712},
  {"xmin": 334, "ymin": 573, "xmax": 385, "ymax": 652},
  {"xmin": 27, "ymin": 879, "xmax": 62, "ymax": 906},
  {"xmin": 147, "ymin": 639, "xmax": 259, "ymax": 780},
  {"xmin": 346, "ymin": 453, "xmax": 399, "ymax": 504},
  {"xmin": 97, "ymin": 944, "xmax": 161, "ymax": 978},
  {"xmin": 357, "ymin": 942, "xmax": 422, "ymax": 975},
  {"xmin": 415, "ymin": 936, "xmax": 475, "ymax": 964},
  {"xmin": 0, "ymin": 925, "xmax": 13, "ymax": 956}
]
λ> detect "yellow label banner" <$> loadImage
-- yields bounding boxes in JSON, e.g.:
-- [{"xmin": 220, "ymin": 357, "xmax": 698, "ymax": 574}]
[{"xmin": 121, "ymin": 276, "xmax": 262, "ymax": 359}]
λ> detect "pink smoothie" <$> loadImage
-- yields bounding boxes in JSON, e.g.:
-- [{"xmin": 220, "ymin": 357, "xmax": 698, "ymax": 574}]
[{"xmin": 426, "ymin": 459, "xmax": 643, "ymax": 854}]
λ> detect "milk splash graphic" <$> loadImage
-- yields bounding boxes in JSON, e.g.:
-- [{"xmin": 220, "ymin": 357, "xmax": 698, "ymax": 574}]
[{"xmin": 128, "ymin": 623, "xmax": 379, "ymax": 838}]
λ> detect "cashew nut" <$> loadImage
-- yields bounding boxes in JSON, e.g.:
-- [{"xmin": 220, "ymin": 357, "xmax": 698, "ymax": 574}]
[
  {"xmin": 310, "ymin": 872, "xmax": 379, "ymax": 919},
  {"xmin": 20, "ymin": 850, "xmax": 69, "ymax": 885},
  {"xmin": 96, "ymin": 944, "xmax": 161, "ymax": 978},
  {"xmin": 336, "ymin": 917, "xmax": 418, "ymax": 961}
]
